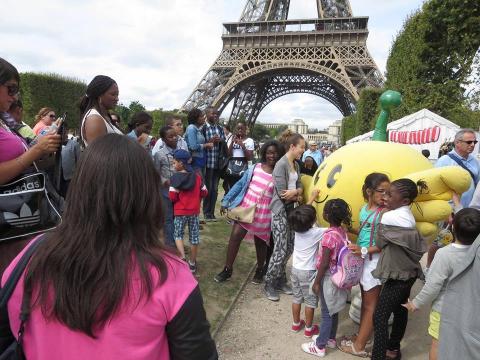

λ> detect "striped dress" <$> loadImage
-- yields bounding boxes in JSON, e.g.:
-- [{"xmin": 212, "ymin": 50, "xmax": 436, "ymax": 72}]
[{"xmin": 237, "ymin": 164, "xmax": 274, "ymax": 244}]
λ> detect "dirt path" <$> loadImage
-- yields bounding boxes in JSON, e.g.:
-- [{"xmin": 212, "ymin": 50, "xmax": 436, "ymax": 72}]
[{"xmin": 216, "ymin": 264, "xmax": 431, "ymax": 359}]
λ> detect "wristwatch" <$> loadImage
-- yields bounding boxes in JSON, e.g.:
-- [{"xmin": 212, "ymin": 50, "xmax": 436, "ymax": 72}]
[{"xmin": 360, "ymin": 247, "xmax": 368, "ymax": 259}]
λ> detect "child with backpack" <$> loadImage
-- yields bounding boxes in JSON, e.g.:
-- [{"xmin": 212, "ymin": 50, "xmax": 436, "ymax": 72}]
[
  {"xmin": 302, "ymin": 198, "xmax": 353, "ymax": 358},
  {"xmin": 288, "ymin": 189, "xmax": 325, "ymax": 338},
  {"xmin": 370, "ymin": 178, "xmax": 428, "ymax": 360},
  {"xmin": 402, "ymin": 208, "xmax": 480, "ymax": 360},
  {"xmin": 169, "ymin": 149, "xmax": 208, "ymax": 274},
  {"xmin": 339, "ymin": 172, "xmax": 390, "ymax": 357}
]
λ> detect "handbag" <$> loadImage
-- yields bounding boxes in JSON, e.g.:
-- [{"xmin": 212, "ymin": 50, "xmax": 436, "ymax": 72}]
[
  {"xmin": 226, "ymin": 204, "xmax": 256, "ymax": 224},
  {"xmin": 0, "ymin": 170, "xmax": 62, "ymax": 242},
  {"xmin": 226, "ymin": 180, "xmax": 272, "ymax": 224},
  {"xmin": 0, "ymin": 235, "xmax": 45, "ymax": 360}
]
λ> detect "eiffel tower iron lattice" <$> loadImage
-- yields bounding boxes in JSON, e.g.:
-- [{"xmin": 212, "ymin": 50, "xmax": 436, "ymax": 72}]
[{"xmin": 182, "ymin": 0, "xmax": 384, "ymax": 127}]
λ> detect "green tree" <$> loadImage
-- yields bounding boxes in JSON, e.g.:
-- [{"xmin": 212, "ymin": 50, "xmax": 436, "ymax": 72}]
[
  {"xmin": 341, "ymin": 114, "xmax": 357, "ymax": 144},
  {"xmin": 385, "ymin": 0, "xmax": 480, "ymax": 127},
  {"xmin": 269, "ymin": 125, "xmax": 288, "ymax": 139},
  {"xmin": 250, "ymin": 123, "xmax": 270, "ymax": 141}
]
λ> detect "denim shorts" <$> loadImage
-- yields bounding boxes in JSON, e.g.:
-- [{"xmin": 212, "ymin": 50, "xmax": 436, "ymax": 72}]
[{"xmin": 290, "ymin": 268, "xmax": 318, "ymax": 308}]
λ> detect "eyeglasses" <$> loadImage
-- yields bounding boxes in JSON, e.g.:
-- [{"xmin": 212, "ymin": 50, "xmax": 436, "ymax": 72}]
[
  {"xmin": 2, "ymin": 83, "xmax": 19, "ymax": 96},
  {"xmin": 49, "ymin": 114, "xmax": 56, "ymax": 119},
  {"xmin": 374, "ymin": 189, "xmax": 387, "ymax": 194},
  {"xmin": 459, "ymin": 140, "xmax": 478, "ymax": 145}
]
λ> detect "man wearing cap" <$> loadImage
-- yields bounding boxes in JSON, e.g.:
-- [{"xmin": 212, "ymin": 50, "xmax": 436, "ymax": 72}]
[
  {"xmin": 436, "ymin": 129, "xmax": 479, "ymax": 207},
  {"xmin": 302, "ymin": 141, "xmax": 323, "ymax": 166}
]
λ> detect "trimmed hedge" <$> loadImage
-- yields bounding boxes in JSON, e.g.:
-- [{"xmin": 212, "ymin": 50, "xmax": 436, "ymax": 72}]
[{"xmin": 20, "ymin": 73, "xmax": 86, "ymax": 129}]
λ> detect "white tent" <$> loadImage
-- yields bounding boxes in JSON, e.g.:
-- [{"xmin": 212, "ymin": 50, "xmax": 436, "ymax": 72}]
[{"xmin": 346, "ymin": 109, "xmax": 479, "ymax": 160}]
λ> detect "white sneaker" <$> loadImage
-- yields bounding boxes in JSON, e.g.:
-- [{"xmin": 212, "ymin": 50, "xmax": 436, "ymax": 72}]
[{"xmin": 301, "ymin": 341, "xmax": 325, "ymax": 357}]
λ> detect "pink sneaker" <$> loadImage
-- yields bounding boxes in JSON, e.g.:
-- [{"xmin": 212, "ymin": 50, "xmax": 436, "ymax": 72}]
[
  {"xmin": 304, "ymin": 324, "xmax": 320, "ymax": 338},
  {"xmin": 291, "ymin": 319, "xmax": 305, "ymax": 332},
  {"xmin": 301, "ymin": 341, "xmax": 325, "ymax": 357}
]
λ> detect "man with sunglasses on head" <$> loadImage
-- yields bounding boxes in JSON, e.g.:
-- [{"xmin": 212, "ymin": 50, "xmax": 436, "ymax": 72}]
[{"xmin": 436, "ymin": 128, "xmax": 479, "ymax": 207}]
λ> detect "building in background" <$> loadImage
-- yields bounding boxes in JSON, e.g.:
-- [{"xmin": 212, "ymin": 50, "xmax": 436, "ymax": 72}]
[
  {"xmin": 258, "ymin": 118, "xmax": 341, "ymax": 146},
  {"xmin": 328, "ymin": 120, "xmax": 342, "ymax": 145},
  {"xmin": 288, "ymin": 119, "xmax": 308, "ymax": 134}
]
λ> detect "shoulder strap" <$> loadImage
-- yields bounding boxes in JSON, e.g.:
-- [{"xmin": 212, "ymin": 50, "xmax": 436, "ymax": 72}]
[
  {"xmin": 358, "ymin": 212, "xmax": 373, "ymax": 233},
  {"xmin": 448, "ymin": 154, "xmax": 478, "ymax": 185},
  {"xmin": 0, "ymin": 235, "xmax": 45, "ymax": 308}
]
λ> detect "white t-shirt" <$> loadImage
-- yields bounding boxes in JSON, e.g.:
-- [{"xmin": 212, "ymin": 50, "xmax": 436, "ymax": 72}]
[
  {"xmin": 381, "ymin": 205, "xmax": 416, "ymax": 228},
  {"xmin": 227, "ymin": 136, "xmax": 254, "ymax": 158},
  {"xmin": 288, "ymin": 170, "xmax": 298, "ymax": 190},
  {"xmin": 292, "ymin": 226, "xmax": 326, "ymax": 270}
]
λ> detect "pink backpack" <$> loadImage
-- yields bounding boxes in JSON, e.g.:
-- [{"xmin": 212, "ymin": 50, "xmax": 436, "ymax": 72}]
[{"xmin": 329, "ymin": 230, "xmax": 364, "ymax": 289}]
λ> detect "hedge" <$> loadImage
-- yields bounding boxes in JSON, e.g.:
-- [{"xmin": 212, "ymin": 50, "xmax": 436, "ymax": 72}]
[{"xmin": 20, "ymin": 73, "xmax": 86, "ymax": 130}]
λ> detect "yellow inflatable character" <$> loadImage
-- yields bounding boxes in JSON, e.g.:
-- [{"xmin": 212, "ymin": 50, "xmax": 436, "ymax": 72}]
[{"xmin": 302, "ymin": 91, "xmax": 471, "ymax": 239}]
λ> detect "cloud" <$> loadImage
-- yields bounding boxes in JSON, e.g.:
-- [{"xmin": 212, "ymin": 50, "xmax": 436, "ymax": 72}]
[{"xmin": 1, "ymin": 0, "xmax": 423, "ymax": 127}]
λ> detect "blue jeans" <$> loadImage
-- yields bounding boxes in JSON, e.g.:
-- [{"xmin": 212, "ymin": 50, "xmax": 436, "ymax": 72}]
[
  {"xmin": 162, "ymin": 192, "xmax": 174, "ymax": 247},
  {"xmin": 316, "ymin": 280, "xmax": 339, "ymax": 349}
]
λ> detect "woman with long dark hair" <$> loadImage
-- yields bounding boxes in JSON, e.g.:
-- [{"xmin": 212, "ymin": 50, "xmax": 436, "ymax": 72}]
[
  {"xmin": 2, "ymin": 134, "xmax": 217, "ymax": 359},
  {"xmin": 215, "ymin": 140, "xmax": 283, "ymax": 284},
  {"xmin": 80, "ymin": 75, "xmax": 122, "ymax": 146}
]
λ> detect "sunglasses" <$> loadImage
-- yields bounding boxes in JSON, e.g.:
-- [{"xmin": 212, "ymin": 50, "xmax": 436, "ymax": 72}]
[
  {"xmin": 459, "ymin": 140, "xmax": 478, "ymax": 145},
  {"xmin": 49, "ymin": 114, "xmax": 56, "ymax": 119},
  {"xmin": 3, "ymin": 83, "xmax": 19, "ymax": 96}
]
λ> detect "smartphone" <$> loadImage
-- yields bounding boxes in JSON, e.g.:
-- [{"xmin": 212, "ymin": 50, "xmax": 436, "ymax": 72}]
[{"xmin": 56, "ymin": 112, "xmax": 67, "ymax": 135}]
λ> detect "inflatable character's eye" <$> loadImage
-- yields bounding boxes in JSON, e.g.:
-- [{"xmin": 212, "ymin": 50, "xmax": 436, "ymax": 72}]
[
  {"xmin": 327, "ymin": 164, "xmax": 342, "ymax": 188},
  {"xmin": 314, "ymin": 163, "xmax": 327, "ymax": 185}
]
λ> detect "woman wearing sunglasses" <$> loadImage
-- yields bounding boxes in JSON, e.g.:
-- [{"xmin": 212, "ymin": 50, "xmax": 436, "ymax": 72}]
[
  {"xmin": 0, "ymin": 57, "xmax": 61, "ymax": 274},
  {"xmin": 32, "ymin": 107, "xmax": 57, "ymax": 135}
]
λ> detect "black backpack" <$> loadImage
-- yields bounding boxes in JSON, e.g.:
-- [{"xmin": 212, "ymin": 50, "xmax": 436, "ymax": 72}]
[{"xmin": 0, "ymin": 236, "xmax": 45, "ymax": 360}]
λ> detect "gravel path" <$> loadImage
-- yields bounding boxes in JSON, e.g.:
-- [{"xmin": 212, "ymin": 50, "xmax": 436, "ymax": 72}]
[{"xmin": 216, "ymin": 265, "xmax": 431, "ymax": 359}]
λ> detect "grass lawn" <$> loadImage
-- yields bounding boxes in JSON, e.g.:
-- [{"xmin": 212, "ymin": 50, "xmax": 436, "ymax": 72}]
[
  {"xmin": 183, "ymin": 182, "xmax": 257, "ymax": 333},
  {"xmin": 193, "ymin": 218, "xmax": 257, "ymax": 333}
]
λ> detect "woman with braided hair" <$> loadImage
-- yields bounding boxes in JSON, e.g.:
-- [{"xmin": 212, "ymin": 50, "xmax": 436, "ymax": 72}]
[
  {"xmin": 80, "ymin": 75, "xmax": 122, "ymax": 146},
  {"xmin": 370, "ymin": 178, "xmax": 428, "ymax": 360}
]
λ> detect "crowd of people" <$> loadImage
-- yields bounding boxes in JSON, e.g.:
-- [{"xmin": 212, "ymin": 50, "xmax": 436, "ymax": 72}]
[{"xmin": 1, "ymin": 55, "xmax": 480, "ymax": 360}]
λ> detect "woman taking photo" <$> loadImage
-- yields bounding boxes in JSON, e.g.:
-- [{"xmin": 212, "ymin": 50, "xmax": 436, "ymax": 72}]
[
  {"xmin": 32, "ymin": 107, "xmax": 57, "ymax": 135},
  {"xmin": 0, "ymin": 57, "xmax": 61, "ymax": 274},
  {"xmin": 223, "ymin": 121, "xmax": 254, "ymax": 192},
  {"xmin": 80, "ymin": 75, "xmax": 123, "ymax": 146},
  {"xmin": 185, "ymin": 108, "xmax": 213, "ymax": 176},
  {"xmin": 2, "ymin": 134, "xmax": 218, "ymax": 360},
  {"xmin": 214, "ymin": 140, "xmax": 283, "ymax": 284}
]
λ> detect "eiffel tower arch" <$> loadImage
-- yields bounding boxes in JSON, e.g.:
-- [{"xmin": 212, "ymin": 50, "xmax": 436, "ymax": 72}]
[{"xmin": 182, "ymin": 0, "xmax": 384, "ymax": 127}]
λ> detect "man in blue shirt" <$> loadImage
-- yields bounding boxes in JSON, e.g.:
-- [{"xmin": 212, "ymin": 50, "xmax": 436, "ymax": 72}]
[
  {"xmin": 436, "ymin": 129, "xmax": 479, "ymax": 207},
  {"xmin": 302, "ymin": 141, "xmax": 323, "ymax": 166}
]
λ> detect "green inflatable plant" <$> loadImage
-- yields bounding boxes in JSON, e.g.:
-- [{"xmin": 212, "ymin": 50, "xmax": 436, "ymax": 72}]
[{"xmin": 372, "ymin": 90, "xmax": 402, "ymax": 141}]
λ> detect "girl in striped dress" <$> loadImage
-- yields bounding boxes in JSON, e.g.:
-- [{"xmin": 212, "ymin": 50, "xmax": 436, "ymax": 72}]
[{"xmin": 214, "ymin": 140, "xmax": 284, "ymax": 284}]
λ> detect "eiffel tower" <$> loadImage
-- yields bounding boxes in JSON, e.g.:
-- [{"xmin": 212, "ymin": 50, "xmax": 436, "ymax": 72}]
[{"xmin": 182, "ymin": 0, "xmax": 383, "ymax": 127}]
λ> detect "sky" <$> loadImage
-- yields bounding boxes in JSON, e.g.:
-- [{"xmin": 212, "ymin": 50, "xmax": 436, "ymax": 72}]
[{"xmin": 1, "ymin": 0, "xmax": 425, "ymax": 130}]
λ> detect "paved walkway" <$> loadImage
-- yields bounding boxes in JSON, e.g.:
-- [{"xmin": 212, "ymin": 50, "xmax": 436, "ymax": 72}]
[{"xmin": 216, "ymin": 265, "xmax": 430, "ymax": 359}]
